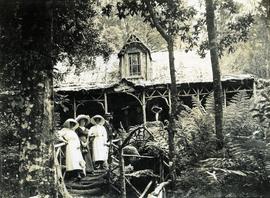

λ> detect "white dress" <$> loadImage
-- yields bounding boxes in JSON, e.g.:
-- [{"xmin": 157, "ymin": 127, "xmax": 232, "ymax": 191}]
[
  {"xmin": 89, "ymin": 125, "xmax": 108, "ymax": 161},
  {"xmin": 58, "ymin": 128, "xmax": 85, "ymax": 171}
]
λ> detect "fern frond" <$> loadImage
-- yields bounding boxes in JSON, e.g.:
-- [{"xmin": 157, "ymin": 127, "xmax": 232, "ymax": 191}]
[
  {"xmin": 204, "ymin": 92, "xmax": 215, "ymax": 114},
  {"xmin": 228, "ymin": 91, "xmax": 250, "ymax": 105},
  {"xmin": 191, "ymin": 95, "xmax": 206, "ymax": 115}
]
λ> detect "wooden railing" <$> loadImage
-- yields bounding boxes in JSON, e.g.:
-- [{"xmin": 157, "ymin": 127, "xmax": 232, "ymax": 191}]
[
  {"xmin": 147, "ymin": 181, "xmax": 170, "ymax": 198},
  {"xmin": 107, "ymin": 125, "xmax": 170, "ymax": 198},
  {"xmin": 53, "ymin": 125, "xmax": 170, "ymax": 198},
  {"xmin": 54, "ymin": 142, "xmax": 71, "ymax": 198}
]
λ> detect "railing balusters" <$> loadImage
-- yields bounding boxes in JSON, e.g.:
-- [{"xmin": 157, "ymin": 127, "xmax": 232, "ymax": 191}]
[{"xmin": 54, "ymin": 142, "xmax": 73, "ymax": 197}]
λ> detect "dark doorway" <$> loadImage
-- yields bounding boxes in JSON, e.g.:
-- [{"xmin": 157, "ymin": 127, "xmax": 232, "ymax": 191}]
[
  {"xmin": 56, "ymin": 100, "xmax": 105, "ymax": 127},
  {"xmin": 107, "ymin": 92, "xmax": 143, "ymax": 130},
  {"xmin": 76, "ymin": 101, "xmax": 105, "ymax": 118},
  {"xmin": 146, "ymin": 97, "xmax": 169, "ymax": 122},
  {"xmin": 179, "ymin": 96, "xmax": 193, "ymax": 108},
  {"xmin": 56, "ymin": 102, "xmax": 73, "ymax": 127}
]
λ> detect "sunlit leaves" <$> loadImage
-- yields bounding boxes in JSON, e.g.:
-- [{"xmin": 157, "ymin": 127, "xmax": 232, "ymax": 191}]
[
  {"xmin": 251, "ymin": 87, "xmax": 270, "ymax": 125},
  {"xmin": 196, "ymin": 1, "xmax": 254, "ymax": 58},
  {"xmin": 104, "ymin": 0, "xmax": 197, "ymax": 39}
]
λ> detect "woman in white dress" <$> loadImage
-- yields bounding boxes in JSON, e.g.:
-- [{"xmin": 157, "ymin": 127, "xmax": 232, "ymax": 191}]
[
  {"xmin": 89, "ymin": 115, "xmax": 108, "ymax": 169},
  {"xmin": 57, "ymin": 118, "xmax": 86, "ymax": 181},
  {"xmin": 75, "ymin": 114, "xmax": 94, "ymax": 173}
]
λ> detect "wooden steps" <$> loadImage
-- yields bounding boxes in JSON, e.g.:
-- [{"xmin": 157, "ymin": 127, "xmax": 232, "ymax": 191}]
[
  {"xmin": 69, "ymin": 188, "xmax": 103, "ymax": 196},
  {"xmin": 66, "ymin": 169, "xmax": 109, "ymax": 198},
  {"xmin": 67, "ymin": 179, "xmax": 107, "ymax": 190}
]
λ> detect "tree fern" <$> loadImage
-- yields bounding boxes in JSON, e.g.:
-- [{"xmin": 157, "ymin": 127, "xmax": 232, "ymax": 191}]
[
  {"xmin": 251, "ymin": 88, "xmax": 270, "ymax": 139},
  {"xmin": 191, "ymin": 95, "xmax": 206, "ymax": 115},
  {"xmin": 224, "ymin": 91, "xmax": 256, "ymax": 137},
  {"xmin": 175, "ymin": 89, "xmax": 270, "ymax": 197},
  {"xmin": 175, "ymin": 100, "xmax": 217, "ymax": 167},
  {"xmin": 228, "ymin": 91, "xmax": 250, "ymax": 105},
  {"xmin": 204, "ymin": 92, "xmax": 215, "ymax": 114}
]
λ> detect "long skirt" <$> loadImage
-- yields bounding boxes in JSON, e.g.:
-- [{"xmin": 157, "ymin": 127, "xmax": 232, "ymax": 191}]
[
  {"xmin": 82, "ymin": 145, "xmax": 94, "ymax": 173},
  {"xmin": 66, "ymin": 143, "xmax": 85, "ymax": 171},
  {"xmin": 92, "ymin": 137, "xmax": 108, "ymax": 162}
]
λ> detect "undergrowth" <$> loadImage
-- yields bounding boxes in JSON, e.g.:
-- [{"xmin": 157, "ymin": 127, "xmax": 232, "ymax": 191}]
[{"xmin": 174, "ymin": 89, "xmax": 270, "ymax": 197}]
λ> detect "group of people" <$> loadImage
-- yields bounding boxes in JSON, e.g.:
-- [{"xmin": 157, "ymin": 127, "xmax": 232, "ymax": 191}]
[{"xmin": 57, "ymin": 113, "xmax": 114, "ymax": 181}]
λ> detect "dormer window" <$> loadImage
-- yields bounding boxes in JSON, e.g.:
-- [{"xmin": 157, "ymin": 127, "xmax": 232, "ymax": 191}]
[
  {"xmin": 118, "ymin": 35, "xmax": 152, "ymax": 80},
  {"xmin": 128, "ymin": 52, "xmax": 141, "ymax": 76}
]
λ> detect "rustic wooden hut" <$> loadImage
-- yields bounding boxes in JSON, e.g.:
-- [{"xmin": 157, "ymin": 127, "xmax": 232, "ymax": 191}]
[{"xmin": 55, "ymin": 35, "xmax": 254, "ymax": 129}]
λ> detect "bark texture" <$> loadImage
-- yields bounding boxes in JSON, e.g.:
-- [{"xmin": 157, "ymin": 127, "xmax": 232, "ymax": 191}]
[
  {"xmin": 145, "ymin": 1, "xmax": 177, "ymax": 184},
  {"xmin": 167, "ymin": 39, "xmax": 177, "ymax": 184},
  {"xmin": 18, "ymin": 0, "xmax": 55, "ymax": 197},
  {"xmin": 265, "ymin": 1, "xmax": 270, "ymax": 78},
  {"xmin": 205, "ymin": 0, "xmax": 224, "ymax": 149}
]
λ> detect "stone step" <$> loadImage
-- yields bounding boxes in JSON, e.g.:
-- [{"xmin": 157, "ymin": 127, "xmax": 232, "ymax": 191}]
[
  {"xmin": 81, "ymin": 173, "xmax": 107, "ymax": 183},
  {"xmin": 93, "ymin": 169, "xmax": 107, "ymax": 174},
  {"xmin": 71, "ymin": 194, "xmax": 103, "ymax": 198},
  {"xmin": 66, "ymin": 179, "xmax": 107, "ymax": 190},
  {"xmin": 69, "ymin": 187, "xmax": 105, "ymax": 196},
  {"xmin": 66, "ymin": 170, "xmax": 109, "ymax": 197}
]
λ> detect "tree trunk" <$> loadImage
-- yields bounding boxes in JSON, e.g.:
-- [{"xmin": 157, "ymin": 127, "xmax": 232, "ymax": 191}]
[
  {"xmin": 119, "ymin": 139, "xmax": 126, "ymax": 198},
  {"xmin": 205, "ymin": 0, "xmax": 224, "ymax": 149},
  {"xmin": 265, "ymin": 1, "xmax": 270, "ymax": 78},
  {"xmin": 19, "ymin": 71, "xmax": 55, "ymax": 197},
  {"xmin": 167, "ymin": 38, "xmax": 177, "ymax": 185},
  {"xmin": 143, "ymin": 3, "xmax": 177, "ymax": 183},
  {"xmin": 18, "ymin": 1, "xmax": 56, "ymax": 197}
]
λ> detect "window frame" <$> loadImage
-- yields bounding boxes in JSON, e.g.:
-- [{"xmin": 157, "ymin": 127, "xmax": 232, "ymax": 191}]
[{"xmin": 128, "ymin": 52, "xmax": 141, "ymax": 77}]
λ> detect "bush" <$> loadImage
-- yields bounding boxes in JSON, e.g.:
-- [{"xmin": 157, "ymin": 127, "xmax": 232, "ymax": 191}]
[
  {"xmin": 0, "ymin": 99, "xmax": 20, "ymax": 197},
  {"xmin": 0, "ymin": 146, "xmax": 20, "ymax": 197},
  {"xmin": 174, "ymin": 91, "xmax": 270, "ymax": 197},
  {"xmin": 175, "ymin": 95, "xmax": 218, "ymax": 171}
]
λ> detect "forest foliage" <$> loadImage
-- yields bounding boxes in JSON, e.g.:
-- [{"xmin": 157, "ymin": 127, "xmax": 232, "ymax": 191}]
[
  {"xmin": 0, "ymin": 0, "xmax": 269, "ymax": 197},
  {"xmin": 0, "ymin": 0, "xmax": 112, "ymax": 196},
  {"xmin": 172, "ymin": 89, "xmax": 270, "ymax": 197}
]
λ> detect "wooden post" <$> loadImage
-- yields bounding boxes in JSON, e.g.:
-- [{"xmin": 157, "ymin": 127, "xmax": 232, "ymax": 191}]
[
  {"xmin": 139, "ymin": 180, "xmax": 153, "ymax": 198},
  {"xmin": 159, "ymin": 153, "xmax": 164, "ymax": 182},
  {"xmin": 73, "ymin": 96, "xmax": 77, "ymax": 118},
  {"xmin": 155, "ymin": 113, "xmax": 159, "ymax": 121},
  {"xmin": 196, "ymin": 88, "xmax": 200, "ymax": 102},
  {"xmin": 119, "ymin": 139, "xmax": 126, "ymax": 198},
  {"xmin": 125, "ymin": 178, "xmax": 141, "ymax": 197},
  {"xmin": 253, "ymin": 80, "xmax": 257, "ymax": 99},
  {"xmin": 142, "ymin": 90, "xmax": 147, "ymax": 124},
  {"xmin": 104, "ymin": 92, "xmax": 108, "ymax": 114},
  {"xmin": 107, "ymin": 137, "xmax": 113, "ymax": 193}
]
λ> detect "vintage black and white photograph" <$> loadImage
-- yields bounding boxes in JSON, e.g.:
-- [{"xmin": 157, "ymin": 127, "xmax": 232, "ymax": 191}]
[{"xmin": 0, "ymin": 0, "xmax": 270, "ymax": 197}]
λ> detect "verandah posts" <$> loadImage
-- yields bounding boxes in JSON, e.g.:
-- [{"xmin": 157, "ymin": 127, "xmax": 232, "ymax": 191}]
[
  {"xmin": 73, "ymin": 96, "xmax": 77, "ymax": 119},
  {"xmin": 142, "ymin": 90, "xmax": 147, "ymax": 124}
]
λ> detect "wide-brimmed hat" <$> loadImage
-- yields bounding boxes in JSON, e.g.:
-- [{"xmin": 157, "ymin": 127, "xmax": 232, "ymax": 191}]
[
  {"xmin": 90, "ymin": 115, "xmax": 105, "ymax": 126},
  {"xmin": 76, "ymin": 114, "xmax": 91, "ymax": 125},
  {"xmin": 63, "ymin": 118, "xmax": 79, "ymax": 130}
]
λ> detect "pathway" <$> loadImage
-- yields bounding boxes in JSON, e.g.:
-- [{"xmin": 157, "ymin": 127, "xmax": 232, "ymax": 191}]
[{"xmin": 66, "ymin": 169, "xmax": 108, "ymax": 198}]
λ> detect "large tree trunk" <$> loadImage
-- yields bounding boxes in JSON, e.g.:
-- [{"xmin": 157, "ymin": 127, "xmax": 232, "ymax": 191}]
[
  {"xmin": 145, "ymin": 0, "xmax": 178, "ymax": 184},
  {"xmin": 205, "ymin": 0, "xmax": 224, "ymax": 149},
  {"xmin": 167, "ymin": 38, "xmax": 177, "ymax": 185},
  {"xmin": 19, "ymin": 71, "xmax": 55, "ymax": 197},
  {"xmin": 18, "ymin": 1, "xmax": 56, "ymax": 196},
  {"xmin": 265, "ymin": 0, "xmax": 270, "ymax": 78}
]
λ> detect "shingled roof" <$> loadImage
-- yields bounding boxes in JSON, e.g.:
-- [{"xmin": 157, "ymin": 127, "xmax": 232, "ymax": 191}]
[{"xmin": 55, "ymin": 50, "xmax": 253, "ymax": 92}]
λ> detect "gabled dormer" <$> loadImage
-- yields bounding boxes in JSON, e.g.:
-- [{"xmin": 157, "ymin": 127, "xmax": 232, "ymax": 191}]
[{"xmin": 118, "ymin": 35, "xmax": 152, "ymax": 80}]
